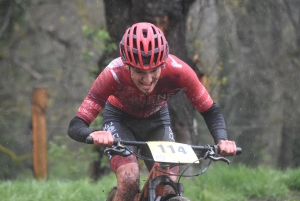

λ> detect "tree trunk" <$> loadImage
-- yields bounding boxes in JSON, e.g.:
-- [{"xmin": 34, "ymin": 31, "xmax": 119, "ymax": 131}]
[
  {"xmin": 278, "ymin": 122, "xmax": 295, "ymax": 169},
  {"xmin": 277, "ymin": 0, "xmax": 300, "ymax": 169}
]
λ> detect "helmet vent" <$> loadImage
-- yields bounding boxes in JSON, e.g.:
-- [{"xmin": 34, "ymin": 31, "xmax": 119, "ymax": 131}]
[
  {"xmin": 133, "ymin": 27, "xmax": 137, "ymax": 35},
  {"xmin": 151, "ymin": 26, "xmax": 156, "ymax": 34},
  {"xmin": 154, "ymin": 52, "xmax": 158, "ymax": 66},
  {"xmin": 128, "ymin": 51, "xmax": 133, "ymax": 63},
  {"xmin": 159, "ymin": 50, "xmax": 164, "ymax": 62},
  {"xmin": 143, "ymin": 56, "xmax": 150, "ymax": 67},
  {"xmin": 133, "ymin": 38, "xmax": 137, "ymax": 49},
  {"xmin": 133, "ymin": 53, "xmax": 139, "ymax": 66},
  {"xmin": 154, "ymin": 36, "xmax": 158, "ymax": 48},
  {"xmin": 142, "ymin": 29, "xmax": 147, "ymax": 38},
  {"xmin": 126, "ymin": 36, "xmax": 130, "ymax": 47}
]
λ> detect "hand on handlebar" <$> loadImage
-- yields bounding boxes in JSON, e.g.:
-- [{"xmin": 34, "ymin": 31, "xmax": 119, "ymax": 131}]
[
  {"xmin": 89, "ymin": 131, "xmax": 114, "ymax": 147},
  {"xmin": 217, "ymin": 140, "xmax": 237, "ymax": 156}
]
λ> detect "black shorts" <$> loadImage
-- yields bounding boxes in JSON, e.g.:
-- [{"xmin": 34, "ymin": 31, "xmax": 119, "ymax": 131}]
[{"xmin": 102, "ymin": 101, "xmax": 175, "ymax": 170}]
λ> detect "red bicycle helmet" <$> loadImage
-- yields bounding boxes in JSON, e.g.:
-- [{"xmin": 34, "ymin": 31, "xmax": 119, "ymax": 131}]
[{"xmin": 119, "ymin": 22, "xmax": 169, "ymax": 70}]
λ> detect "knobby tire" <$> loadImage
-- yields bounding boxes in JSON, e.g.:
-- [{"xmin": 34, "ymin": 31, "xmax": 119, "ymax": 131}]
[
  {"xmin": 166, "ymin": 196, "xmax": 191, "ymax": 201},
  {"xmin": 106, "ymin": 188, "xmax": 191, "ymax": 201}
]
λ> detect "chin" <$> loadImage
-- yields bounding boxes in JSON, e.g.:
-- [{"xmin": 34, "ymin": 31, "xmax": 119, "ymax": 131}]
[
  {"xmin": 142, "ymin": 90, "xmax": 151, "ymax": 94},
  {"xmin": 140, "ymin": 88, "xmax": 153, "ymax": 94}
]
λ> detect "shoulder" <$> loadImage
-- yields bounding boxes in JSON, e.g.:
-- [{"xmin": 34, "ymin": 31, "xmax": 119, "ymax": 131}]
[
  {"xmin": 164, "ymin": 54, "xmax": 192, "ymax": 72},
  {"xmin": 106, "ymin": 57, "xmax": 125, "ymax": 69},
  {"xmin": 95, "ymin": 57, "xmax": 129, "ymax": 85},
  {"xmin": 101, "ymin": 57, "xmax": 128, "ymax": 77},
  {"xmin": 162, "ymin": 54, "xmax": 200, "ymax": 87},
  {"xmin": 163, "ymin": 54, "xmax": 195, "ymax": 76},
  {"xmin": 165, "ymin": 54, "xmax": 185, "ymax": 68}
]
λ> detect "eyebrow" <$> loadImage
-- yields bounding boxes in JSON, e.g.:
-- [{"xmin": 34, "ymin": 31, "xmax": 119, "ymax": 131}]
[{"xmin": 133, "ymin": 68, "xmax": 158, "ymax": 73}]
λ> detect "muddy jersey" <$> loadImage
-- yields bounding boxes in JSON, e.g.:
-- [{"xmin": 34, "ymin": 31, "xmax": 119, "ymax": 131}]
[{"xmin": 77, "ymin": 54, "xmax": 213, "ymax": 124}]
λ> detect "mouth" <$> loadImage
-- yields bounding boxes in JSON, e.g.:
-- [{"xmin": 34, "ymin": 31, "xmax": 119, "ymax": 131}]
[{"xmin": 140, "ymin": 82, "xmax": 153, "ymax": 91}]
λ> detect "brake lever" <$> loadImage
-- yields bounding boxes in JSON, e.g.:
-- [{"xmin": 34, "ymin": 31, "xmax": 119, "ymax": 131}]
[
  {"xmin": 203, "ymin": 145, "xmax": 230, "ymax": 165},
  {"xmin": 104, "ymin": 147, "xmax": 126, "ymax": 154},
  {"xmin": 104, "ymin": 141, "xmax": 127, "ymax": 155},
  {"xmin": 208, "ymin": 155, "xmax": 230, "ymax": 165}
]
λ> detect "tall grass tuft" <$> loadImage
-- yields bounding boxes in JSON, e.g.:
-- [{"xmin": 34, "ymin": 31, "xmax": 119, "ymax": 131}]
[{"xmin": 284, "ymin": 168, "xmax": 300, "ymax": 191}]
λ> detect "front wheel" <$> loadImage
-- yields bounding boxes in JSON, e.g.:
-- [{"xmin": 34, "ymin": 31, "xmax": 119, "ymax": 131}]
[{"xmin": 167, "ymin": 196, "xmax": 191, "ymax": 201}]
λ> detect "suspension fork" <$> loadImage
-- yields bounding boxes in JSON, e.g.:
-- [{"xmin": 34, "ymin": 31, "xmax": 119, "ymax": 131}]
[{"xmin": 138, "ymin": 162, "xmax": 183, "ymax": 201}]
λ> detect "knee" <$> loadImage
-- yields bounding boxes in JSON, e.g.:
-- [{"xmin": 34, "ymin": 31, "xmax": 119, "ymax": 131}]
[
  {"xmin": 110, "ymin": 154, "xmax": 138, "ymax": 172},
  {"xmin": 116, "ymin": 162, "xmax": 139, "ymax": 182},
  {"xmin": 110, "ymin": 155, "xmax": 140, "ymax": 187}
]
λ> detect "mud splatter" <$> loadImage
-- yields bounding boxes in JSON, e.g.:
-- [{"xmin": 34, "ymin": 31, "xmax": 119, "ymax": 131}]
[{"xmin": 114, "ymin": 163, "xmax": 140, "ymax": 201}]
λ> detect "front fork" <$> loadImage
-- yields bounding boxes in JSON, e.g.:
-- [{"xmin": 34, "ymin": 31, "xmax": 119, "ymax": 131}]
[
  {"xmin": 147, "ymin": 175, "xmax": 184, "ymax": 201},
  {"xmin": 138, "ymin": 162, "xmax": 182, "ymax": 201}
]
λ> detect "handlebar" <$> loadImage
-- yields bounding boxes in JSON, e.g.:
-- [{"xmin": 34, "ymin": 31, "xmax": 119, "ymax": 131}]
[{"xmin": 85, "ymin": 136, "xmax": 242, "ymax": 155}]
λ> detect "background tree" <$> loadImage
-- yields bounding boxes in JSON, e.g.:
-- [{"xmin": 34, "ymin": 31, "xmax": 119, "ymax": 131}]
[
  {"xmin": 0, "ymin": 0, "xmax": 34, "ymax": 179},
  {"xmin": 277, "ymin": 0, "xmax": 300, "ymax": 169},
  {"xmin": 215, "ymin": 0, "xmax": 300, "ymax": 167}
]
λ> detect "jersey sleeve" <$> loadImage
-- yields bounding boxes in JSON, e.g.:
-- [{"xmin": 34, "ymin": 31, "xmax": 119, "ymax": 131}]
[
  {"xmin": 76, "ymin": 64, "xmax": 120, "ymax": 124},
  {"xmin": 168, "ymin": 55, "xmax": 213, "ymax": 112}
]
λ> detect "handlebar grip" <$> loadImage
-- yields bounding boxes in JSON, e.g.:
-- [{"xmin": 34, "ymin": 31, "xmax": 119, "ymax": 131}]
[
  {"xmin": 86, "ymin": 136, "xmax": 119, "ymax": 145},
  {"xmin": 214, "ymin": 146, "xmax": 242, "ymax": 155},
  {"xmin": 86, "ymin": 136, "xmax": 94, "ymax": 144}
]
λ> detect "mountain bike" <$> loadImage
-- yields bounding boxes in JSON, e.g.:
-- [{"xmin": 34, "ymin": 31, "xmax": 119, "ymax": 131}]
[{"xmin": 86, "ymin": 137, "xmax": 242, "ymax": 201}]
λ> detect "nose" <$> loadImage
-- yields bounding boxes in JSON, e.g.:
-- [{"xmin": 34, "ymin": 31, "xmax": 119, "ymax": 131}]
[{"xmin": 142, "ymin": 73, "xmax": 152, "ymax": 84}]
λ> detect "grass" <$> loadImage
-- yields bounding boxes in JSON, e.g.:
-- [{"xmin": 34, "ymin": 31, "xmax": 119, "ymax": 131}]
[
  {"xmin": 0, "ymin": 174, "xmax": 116, "ymax": 201},
  {"xmin": 183, "ymin": 164, "xmax": 291, "ymax": 201},
  {"xmin": 1, "ymin": 164, "xmax": 300, "ymax": 201}
]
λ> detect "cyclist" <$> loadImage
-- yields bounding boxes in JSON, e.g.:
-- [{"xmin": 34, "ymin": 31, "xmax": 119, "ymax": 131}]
[{"xmin": 68, "ymin": 22, "xmax": 237, "ymax": 201}]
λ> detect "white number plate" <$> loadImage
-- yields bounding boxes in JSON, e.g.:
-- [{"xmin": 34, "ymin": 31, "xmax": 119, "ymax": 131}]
[{"xmin": 147, "ymin": 141, "xmax": 199, "ymax": 164}]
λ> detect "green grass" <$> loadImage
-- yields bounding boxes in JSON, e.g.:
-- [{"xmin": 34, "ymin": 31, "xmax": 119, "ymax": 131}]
[
  {"xmin": 0, "ymin": 174, "xmax": 116, "ymax": 201},
  {"xmin": 183, "ymin": 164, "xmax": 291, "ymax": 201},
  {"xmin": 1, "ymin": 164, "xmax": 300, "ymax": 201}
]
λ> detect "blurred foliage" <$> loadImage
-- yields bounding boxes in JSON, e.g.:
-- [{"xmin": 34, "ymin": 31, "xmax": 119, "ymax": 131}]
[
  {"xmin": 81, "ymin": 25, "xmax": 117, "ymax": 75},
  {"xmin": 48, "ymin": 136, "xmax": 94, "ymax": 180},
  {"xmin": 192, "ymin": 39, "xmax": 228, "ymax": 100}
]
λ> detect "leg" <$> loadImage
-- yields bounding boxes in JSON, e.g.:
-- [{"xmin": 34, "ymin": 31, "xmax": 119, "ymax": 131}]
[
  {"xmin": 102, "ymin": 119, "xmax": 139, "ymax": 200},
  {"xmin": 110, "ymin": 155, "xmax": 140, "ymax": 201}
]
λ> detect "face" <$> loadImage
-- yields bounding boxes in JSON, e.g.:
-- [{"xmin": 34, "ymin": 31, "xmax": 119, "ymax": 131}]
[{"xmin": 129, "ymin": 66, "xmax": 161, "ymax": 94}]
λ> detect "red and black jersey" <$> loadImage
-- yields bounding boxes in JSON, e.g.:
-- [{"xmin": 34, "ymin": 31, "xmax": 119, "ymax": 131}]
[{"xmin": 76, "ymin": 54, "xmax": 213, "ymax": 125}]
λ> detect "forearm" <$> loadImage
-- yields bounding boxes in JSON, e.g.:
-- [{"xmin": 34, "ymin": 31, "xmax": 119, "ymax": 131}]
[
  {"xmin": 200, "ymin": 103, "xmax": 227, "ymax": 144},
  {"xmin": 67, "ymin": 116, "xmax": 97, "ymax": 143}
]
